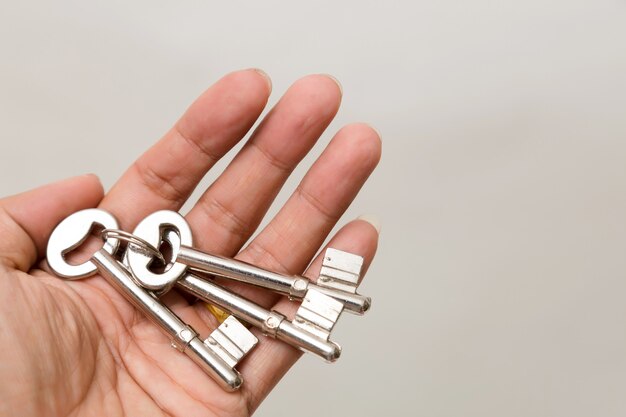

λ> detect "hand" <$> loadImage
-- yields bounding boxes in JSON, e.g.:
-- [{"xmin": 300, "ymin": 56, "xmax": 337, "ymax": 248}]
[{"xmin": 0, "ymin": 70, "xmax": 381, "ymax": 417}]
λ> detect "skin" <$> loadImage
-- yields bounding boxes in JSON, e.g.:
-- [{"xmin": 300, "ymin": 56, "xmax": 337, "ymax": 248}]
[{"xmin": 0, "ymin": 69, "xmax": 381, "ymax": 417}]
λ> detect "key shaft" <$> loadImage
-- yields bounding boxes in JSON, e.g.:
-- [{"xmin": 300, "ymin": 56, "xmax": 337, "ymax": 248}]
[
  {"xmin": 92, "ymin": 250, "xmax": 243, "ymax": 391},
  {"xmin": 177, "ymin": 246, "xmax": 370, "ymax": 315},
  {"xmin": 177, "ymin": 273, "xmax": 341, "ymax": 362}
]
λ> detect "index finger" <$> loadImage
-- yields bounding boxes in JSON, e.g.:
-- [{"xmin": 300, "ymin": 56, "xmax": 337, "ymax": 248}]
[{"xmin": 100, "ymin": 69, "xmax": 272, "ymax": 229}]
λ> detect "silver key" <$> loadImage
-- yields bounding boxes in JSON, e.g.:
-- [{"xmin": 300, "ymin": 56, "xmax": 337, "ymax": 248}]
[
  {"xmin": 125, "ymin": 210, "xmax": 344, "ymax": 362},
  {"xmin": 46, "ymin": 209, "xmax": 256, "ymax": 391},
  {"xmin": 178, "ymin": 274, "xmax": 342, "ymax": 362},
  {"xmin": 179, "ymin": 246, "xmax": 369, "ymax": 314},
  {"xmin": 126, "ymin": 210, "xmax": 370, "ymax": 314}
]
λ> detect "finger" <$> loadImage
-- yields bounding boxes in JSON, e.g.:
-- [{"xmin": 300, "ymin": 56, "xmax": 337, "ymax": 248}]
[
  {"xmin": 186, "ymin": 74, "xmax": 342, "ymax": 255},
  {"xmin": 203, "ymin": 123, "xmax": 381, "ymax": 308},
  {"xmin": 101, "ymin": 68, "xmax": 272, "ymax": 230},
  {"xmin": 242, "ymin": 219, "xmax": 380, "ymax": 412},
  {"xmin": 0, "ymin": 174, "xmax": 104, "ymax": 271}
]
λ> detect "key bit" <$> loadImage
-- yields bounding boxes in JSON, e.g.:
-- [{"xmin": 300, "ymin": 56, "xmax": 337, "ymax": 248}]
[
  {"xmin": 317, "ymin": 248, "xmax": 364, "ymax": 294},
  {"xmin": 293, "ymin": 289, "xmax": 344, "ymax": 341},
  {"xmin": 205, "ymin": 316, "xmax": 258, "ymax": 369}
]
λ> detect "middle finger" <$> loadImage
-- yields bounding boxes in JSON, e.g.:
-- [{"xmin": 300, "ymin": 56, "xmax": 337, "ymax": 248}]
[{"xmin": 186, "ymin": 74, "xmax": 342, "ymax": 255}]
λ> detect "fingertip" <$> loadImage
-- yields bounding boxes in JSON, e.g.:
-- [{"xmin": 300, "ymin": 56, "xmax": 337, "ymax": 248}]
[
  {"xmin": 249, "ymin": 68, "xmax": 273, "ymax": 94},
  {"xmin": 290, "ymin": 74, "xmax": 343, "ymax": 117},
  {"xmin": 186, "ymin": 69, "xmax": 272, "ymax": 127},
  {"xmin": 357, "ymin": 213, "xmax": 382, "ymax": 235},
  {"xmin": 317, "ymin": 73, "xmax": 343, "ymax": 96},
  {"xmin": 365, "ymin": 123, "xmax": 383, "ymax": 143},
  {"xmin": 333, "ymin": 123, "xmax": 383, "ymax": 169},
  {"xmin": 52, "ymin": 174, "xmax": 104, "ymax": 209},
  {"xmin": 321, "ymin": 219, "xmax": 380, "ymax": 272},
  {"xmin": 79, "ymin": 173, "xmax": 105, "ymax": 200},
  {"xmin": 221, "ymin": 68, "xmax": 273, "ymax": 98}
]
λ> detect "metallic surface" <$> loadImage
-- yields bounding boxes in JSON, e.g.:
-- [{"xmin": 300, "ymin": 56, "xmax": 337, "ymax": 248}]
[
  {"xmin": 178, "ymin": 274, "xmax": 342, "ymax": 362},
  {"xmin": 46, "ymin": 208, "xmax": 120, "ymax": 279},
  {"xmin": 293, "ymin": 289, "xmax": 344, "ymax": 341},
  {"xmin": 92, "ymin": 250, "xmax": 244, "ymax": 391},
  {"xmin": 128, "ymin": 210, "xmax": 370, "ymax": 314},
  {"xmin": 125, "ymin": 209, "xmax": 192, "ymax": 291},
  {"xmin": 205, "ymin": 316, "xmax": 258, "ymax": 368},
  {"xmin": 317, "ymin": 248, "xmax": 363, "ymax": 294},
  {"xmin": 101, "ymin": 228, "xmax": 165, "ymax": 264},
  {"xmin": 178, "ymin": 246, "xmax": 370, "ymax": 314}
]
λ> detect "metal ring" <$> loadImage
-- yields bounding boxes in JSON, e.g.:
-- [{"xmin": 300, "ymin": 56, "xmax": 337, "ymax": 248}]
[{"xmin": 101, "ymin": 229, "xmax": 166, "ymax": 264}]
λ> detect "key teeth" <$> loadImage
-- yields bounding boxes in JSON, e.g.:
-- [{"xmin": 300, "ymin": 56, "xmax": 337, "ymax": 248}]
[
  {"xmin": 317, "ymin": 248, "xmax": 364, "ymax": 294},
  {"xmin": 293, "ymin": 289, "xmax": 345, "ymax": 341},
  {"xmin": 204, "ymin": 316, "xmax": 258, "ymax": 369}
]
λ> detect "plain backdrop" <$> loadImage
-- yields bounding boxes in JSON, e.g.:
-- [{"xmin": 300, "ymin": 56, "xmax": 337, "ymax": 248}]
[{"xmin": 2, "ymin": 1, "xmax": 626, "ymax": 416}]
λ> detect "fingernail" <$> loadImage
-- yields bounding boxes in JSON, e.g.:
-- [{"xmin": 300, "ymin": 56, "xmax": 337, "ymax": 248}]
[
  {"xmin": 357, "ymin": 214, "xmax": 381, "ymax": 234},
  {"xmin": 251, "ymin": 68, "xmax": 272, "ymax": 93},
  {"xmin": 320, "ymin": 73, "xmax": 343, "ymax": 95}
]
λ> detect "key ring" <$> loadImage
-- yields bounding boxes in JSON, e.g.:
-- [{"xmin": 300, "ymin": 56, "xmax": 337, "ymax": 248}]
[{"xmin": 101, "ymin": 228, "xmax": 166, "ymax": 264}]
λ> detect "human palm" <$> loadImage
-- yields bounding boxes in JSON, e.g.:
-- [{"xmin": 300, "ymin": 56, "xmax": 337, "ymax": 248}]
[{"xmin": 0, "ymin": 70, "xmax": 381, "ymax": 417}]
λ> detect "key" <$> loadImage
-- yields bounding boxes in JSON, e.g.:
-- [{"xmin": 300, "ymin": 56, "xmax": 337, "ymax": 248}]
[
  {"xmin": 124, "ymin": 210, "xmax": 345, "ymax": 362},
  {"xmin": 179, "ymin": 246, "xmax": 369, "ymax": 314},
  {"xmin": 125, "ymin": 210, "xmax": 370, "ymax": 315},
  {"xmin": 46, "ymin": 209, "xmax": 257, "ymax": 391}
]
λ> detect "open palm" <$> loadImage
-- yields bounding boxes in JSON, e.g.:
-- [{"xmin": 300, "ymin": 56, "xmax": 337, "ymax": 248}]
[{"xmin": 0, "ymin": 70, "xmax": 381, "ymax": 417}]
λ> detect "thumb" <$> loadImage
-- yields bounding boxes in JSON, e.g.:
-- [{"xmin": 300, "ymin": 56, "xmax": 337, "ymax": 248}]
[{"xmin": 0, "ymin": 175, "xmax": 104, "ymax": 271}]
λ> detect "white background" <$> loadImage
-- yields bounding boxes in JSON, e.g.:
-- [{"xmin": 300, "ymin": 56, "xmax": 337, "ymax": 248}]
[{"xmin": 2, "ymin": 1, "xmax": 626, "ymax": 416}]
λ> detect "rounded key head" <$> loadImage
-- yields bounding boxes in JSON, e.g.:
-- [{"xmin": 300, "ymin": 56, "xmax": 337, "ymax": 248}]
[
  {"xmin": 126, "ymin": 210, "xmax": 192, "ymax": 291},
  {"xmin": 46, "ymin": 209, "xmax": 120, "ymax": 279}
]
